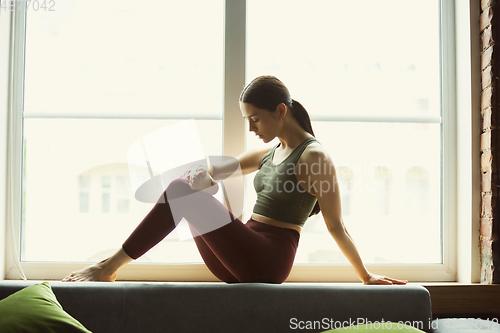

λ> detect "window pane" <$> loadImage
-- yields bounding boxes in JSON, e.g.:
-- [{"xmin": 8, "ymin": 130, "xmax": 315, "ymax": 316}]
[
  {"xmin": 246, "ymin": 0, "xmax": 440, "ymax": 119},
  {"xmin": 101, "ymin": 193, "xmax": 111, "ymax": 213},
  {"xmin": 246, "ymin": 122, "xmax": 441, "ymax": 264},
  {"xmin": 245, "ymin": 0, "xmax": 442, "ymax": 264},
  {"xmin": 307, "ymin": 122, "xmax": 441, "ymax": 264},
  {"xmin": 24, "ymin": 0, "xmax": 224, "ymax": 117},
  {"xmin": 22, "ymin": 0, "xmax": 224, "ymax": 263},
  {"xmin": 79, "ymin": 193, "xmax": 89, "ymax": 213},
  {"xmin": 22, "ymin": 119, "xmax": 222, "ymax": 262},
  {"xmin": 116, "ymin": 176, "xmax": 130, "ymax": 214},
  {"xmin": 117, "ymin": 198, "xmax": 129, "ymax": 214}
]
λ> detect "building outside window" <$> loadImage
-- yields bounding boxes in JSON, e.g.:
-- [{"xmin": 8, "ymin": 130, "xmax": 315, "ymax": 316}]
[{"xmin": 78, "ymin": 174, "xmax": 90, "ymax": 213}]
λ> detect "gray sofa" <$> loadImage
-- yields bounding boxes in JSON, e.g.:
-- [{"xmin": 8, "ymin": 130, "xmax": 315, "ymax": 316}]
[{"xmin": 0, "ymin": 281, "xmax": 433, "ymax": 333}]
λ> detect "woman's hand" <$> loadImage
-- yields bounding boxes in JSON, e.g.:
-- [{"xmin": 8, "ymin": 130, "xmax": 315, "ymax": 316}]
[
  {"xmin": 362, "ymin": 273, "xmax": 408, "ymax": 285},
  {"xmin": 182, "ymin": 165, "xmax": 219, "ymax": 195}
]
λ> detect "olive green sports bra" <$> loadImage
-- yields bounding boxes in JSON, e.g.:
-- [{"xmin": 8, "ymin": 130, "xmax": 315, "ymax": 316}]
[{"xmin": 253, "ymin": 137, "xmax": 319, "ymax": 227}]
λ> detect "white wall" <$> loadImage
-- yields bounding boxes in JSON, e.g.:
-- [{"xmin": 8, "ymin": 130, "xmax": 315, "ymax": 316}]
[{"xmin": 0, "ymin": 9, "xmax": 12, "ymax": 280}]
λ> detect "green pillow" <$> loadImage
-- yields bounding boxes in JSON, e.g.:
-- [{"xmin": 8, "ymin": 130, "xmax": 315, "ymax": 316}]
[
  {"xmin": 322, "ymin": 322, "xmax": 426, "ymax": 332},
  {"xmin": 0, "ymin": 282, "xmax": 91, "ymax": 333}
]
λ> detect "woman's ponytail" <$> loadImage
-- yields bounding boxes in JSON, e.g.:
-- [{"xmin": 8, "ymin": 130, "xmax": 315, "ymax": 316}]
[
  {"xmin": 290, "ymin": 99, "xmax": 315, "ymax": 137},
  {"xmin": 290, "ymin": 100, "xmax": 320, "ymax": 217}
]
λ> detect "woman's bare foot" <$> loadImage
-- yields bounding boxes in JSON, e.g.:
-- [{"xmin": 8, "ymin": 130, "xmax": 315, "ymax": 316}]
[
  {"xmin": 62, "ymin": 258, "xmax": 117, "ymax": 282},
  {"xmin": 62, "ymin": 248, "xmax": 134, "ymax": 282}
]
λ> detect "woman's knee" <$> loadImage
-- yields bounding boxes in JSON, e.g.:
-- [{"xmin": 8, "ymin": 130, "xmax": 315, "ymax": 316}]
[
  {"xmin": 164, "ymin": 178, "xmax": 194, "ymax": 200},
  {"xmin": 169, "ymin": 177, "xmax": 190, "ymax": 188}
]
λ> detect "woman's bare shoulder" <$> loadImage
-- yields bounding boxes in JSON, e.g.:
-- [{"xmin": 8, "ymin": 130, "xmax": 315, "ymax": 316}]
[
  {"xmin": 297, "ymin": 142, "xmax": 335, "ymax": 175},
  {"xmin": 300, "ymin": 142, "xmax": 331, "ymax": 161}
]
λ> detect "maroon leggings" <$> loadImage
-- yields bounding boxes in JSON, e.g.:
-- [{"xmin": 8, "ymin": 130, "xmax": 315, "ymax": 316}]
[{"xmin": 122, "ymin": 178, "xmax": 300, "ymax": 284}]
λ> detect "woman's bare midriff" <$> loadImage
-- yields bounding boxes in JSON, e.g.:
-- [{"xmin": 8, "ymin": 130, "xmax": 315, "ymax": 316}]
[{"xmin": 250, "ymin": 213, "xmax": 302, "ymax": 234}]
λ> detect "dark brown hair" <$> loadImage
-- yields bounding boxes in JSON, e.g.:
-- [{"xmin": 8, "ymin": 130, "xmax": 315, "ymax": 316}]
[{"xmin": 240, "ymin": 75, "xmax": 320, "ymax": 217}]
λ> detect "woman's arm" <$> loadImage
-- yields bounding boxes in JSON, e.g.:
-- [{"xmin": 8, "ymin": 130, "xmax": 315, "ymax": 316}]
[
  {"xmin": 297, "ymin": 147, "xmax": 407, "ymax": 285},
  {"xmin": 209, "ymin": 146, "xmax": 272, "ymax": 179}
]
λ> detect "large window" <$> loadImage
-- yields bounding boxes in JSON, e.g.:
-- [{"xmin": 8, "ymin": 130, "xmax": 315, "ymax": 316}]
[{"xmin": 8, "ymin": 0, "xmax": 462, "ymax": 281}]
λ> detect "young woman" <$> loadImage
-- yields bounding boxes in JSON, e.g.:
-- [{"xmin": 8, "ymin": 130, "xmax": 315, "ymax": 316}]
[{"xmin": 63, "ymin": 76, "xmax": 407, "ymax": 285}]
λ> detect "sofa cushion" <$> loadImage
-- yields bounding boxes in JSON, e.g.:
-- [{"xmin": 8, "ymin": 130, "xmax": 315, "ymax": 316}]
[
  {"xmin": 0, "ymin": 281, "xmax": 433, "ymax": 333},
  {"xmin": 0, "ymin": 282, "xmax": 91, "ymax": 333}
]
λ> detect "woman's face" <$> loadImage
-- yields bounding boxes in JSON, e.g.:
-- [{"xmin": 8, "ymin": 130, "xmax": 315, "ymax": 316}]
[{"xmin": 240, "ymin": 102, "xmax": 281, "ymax": 143}]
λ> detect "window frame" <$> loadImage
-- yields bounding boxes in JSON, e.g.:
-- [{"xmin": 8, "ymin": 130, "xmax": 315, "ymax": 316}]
[{"xmin": 3, "ymin": 0, "xmax": 480, "ymax": 282}]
